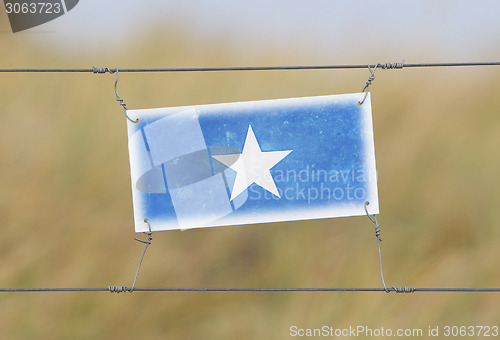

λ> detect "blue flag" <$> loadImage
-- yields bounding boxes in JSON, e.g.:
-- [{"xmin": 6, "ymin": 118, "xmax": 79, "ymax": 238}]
[{"xmin": 127, "ymin": 93, "xmax": 378, "ymax": 232}]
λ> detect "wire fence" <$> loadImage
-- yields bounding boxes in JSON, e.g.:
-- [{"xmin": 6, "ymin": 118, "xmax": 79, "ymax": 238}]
[{"xmin": 1, "ymin": 60, "xmax": 499, "ymax": 294}]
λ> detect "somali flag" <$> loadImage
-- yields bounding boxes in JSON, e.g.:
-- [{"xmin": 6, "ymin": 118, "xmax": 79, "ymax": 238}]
[{"xmin": 126, "ymin": 93, "xmax": 378, "ymax": 232}]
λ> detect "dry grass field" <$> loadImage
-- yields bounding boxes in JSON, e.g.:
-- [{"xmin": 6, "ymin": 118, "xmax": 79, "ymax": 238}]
[{"xmin": 0, "ymin": 16, "xmax": 499, "ymax": 340}]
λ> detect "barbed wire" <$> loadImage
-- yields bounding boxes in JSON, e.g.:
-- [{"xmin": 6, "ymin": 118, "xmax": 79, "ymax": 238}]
[{"xmin": 0, "ymin": 61, "xmax": 499, "ymax": 73}]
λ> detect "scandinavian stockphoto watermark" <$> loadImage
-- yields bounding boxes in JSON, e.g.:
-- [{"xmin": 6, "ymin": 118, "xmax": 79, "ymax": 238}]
[
  {"xmin": 3, "ymin": 0, "xmax": 79, "ymax": 32},
  {"xmin": 249, "ymin": 166, "xmax": 377, "ymax": 204}
]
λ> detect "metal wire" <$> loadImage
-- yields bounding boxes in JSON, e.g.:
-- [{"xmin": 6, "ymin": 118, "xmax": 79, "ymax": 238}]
[
  {"xmin": 0, "ymin": 61, "xmax": 499, "ymax": 73},
  {"xmin": 364, "ymin": 201, "xmax": 390, "ymax": 292},
  {"xmin": 0, "ymin": 287, "xmax": 499, "ymax": 293}
]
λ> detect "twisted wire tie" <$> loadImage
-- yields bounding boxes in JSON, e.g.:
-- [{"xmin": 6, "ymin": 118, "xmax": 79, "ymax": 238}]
[
  {"xmin": 364, "ymin": 201, "xmax": 382, "ymax": 242},
  {"xmin": 358, "ymin": 61, "xmax": 404, "ymax": 105},
  {"xmin": 358, "ymin": 64, "xmax": 378, "ymax": 105},
  {"xmin": 364, "ymin": 202, "xmax": 415, "ymax": 294},
  {"xmin": 107, "ymin": 220, "xmax": 153, "ymax": 294},
  {"xmin": 108, "ymin": 286, "xmax": 129, "ymax": 293},
  {"xmin": 380, "ymin": 61, "xmax": 404, "ymax": 70},
  {"xmin": 92, "ymin": 67, "xmax": 115, "ymax": 74},
  {"xmin": 362, "ymin": 65, "xmax": 377, "ymax": 92},
  {"xmin": 129, "ymin": 219, "xmax": 154, "ymax": 293}
]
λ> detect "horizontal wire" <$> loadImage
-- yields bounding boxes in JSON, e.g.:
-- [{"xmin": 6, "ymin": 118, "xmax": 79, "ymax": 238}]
[
  {"xmin": 0, "ymin": 62, "xmax": 499, "ymax": 73},
  {"xmin": 0, "ymin": 287, "xmax": 499, "ymax": 293}
]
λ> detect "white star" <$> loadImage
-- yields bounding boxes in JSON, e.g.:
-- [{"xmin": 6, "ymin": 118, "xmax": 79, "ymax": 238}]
[{"xmin": 212, "ymin": 125, "xmax": 292, "ymax": 201}]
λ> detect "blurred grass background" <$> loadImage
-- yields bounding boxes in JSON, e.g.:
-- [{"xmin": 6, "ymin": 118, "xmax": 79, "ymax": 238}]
[{"xmin": 1, "ymin": 10, "xmax": 500, "ymax": 340}]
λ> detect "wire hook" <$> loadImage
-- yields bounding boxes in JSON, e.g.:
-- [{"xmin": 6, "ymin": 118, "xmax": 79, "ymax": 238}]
[
  {"xmin": 129, "ymin": 219, "xmax": 153, "ymax": 292},
  {"xmin": 92, "ymin": 67, "xmax": 138, "ymax": 123},
  {"xmin": 364, "ymin": 201, "xmax": 415, "ymax": 294},
  {"xmin": 358, "ymin": 64, "xmax": 379, "ymax": 105},
  {"xmin": 108, "ymin": 219, "xmax": 153, "ymax": 294},
  {"xmin": 364, "ymin": 201, "xmax": 389, "ymax": 292},
  {"xmin": 114, "ymin": 68, "xmax": 139, "ymax": 123}
]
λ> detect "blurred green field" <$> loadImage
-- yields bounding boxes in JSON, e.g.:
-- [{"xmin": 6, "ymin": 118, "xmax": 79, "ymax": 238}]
[{"xmin": 1, "ymin": 18, "xmax": 500, "ymax": 340}]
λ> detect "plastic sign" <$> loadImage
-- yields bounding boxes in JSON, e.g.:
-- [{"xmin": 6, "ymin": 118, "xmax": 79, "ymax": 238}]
[{"xmin": 127, "ymin": 93, "xmax": 379, "ymax": 232}]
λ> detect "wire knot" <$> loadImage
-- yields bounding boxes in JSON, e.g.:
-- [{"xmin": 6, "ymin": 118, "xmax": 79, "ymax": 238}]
[
  {"xmin": 374, "ymin": 223, "xmax": 382, "ymax": 242},
  {"xmin": 92, "ymin": 67, "xmax": 116, "ymax": 74},
  {"xmin": 364, "ymin": 201, "xmax": 382, "ymax": 242},
  {"xmin": 363, "ymin": 70, "xmax": 376, "ymax": 91},
  {"xmin": 134, "ymin": 234, "xmax": 152, "ymax": 244},
  {"xmin": 358, "ymin": 64, "xmax": 379, "ymax": 105},
  {"xmin": 391, "ymin": 286, "xmax": 416, "ymax": 293},
  {"xmin": 380, "ymin": 61, "xmax": 404, "ymax": 70},
  {"xmin": 108, "ymin": 286, "xmax": 129, "ymax": 293},
  {"xmin": 134, "ymin": 219, "xmax": 153, "ymax": 245}
]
